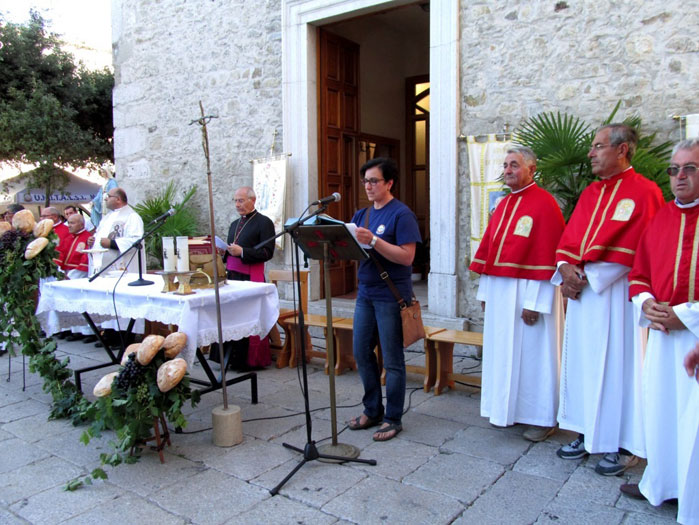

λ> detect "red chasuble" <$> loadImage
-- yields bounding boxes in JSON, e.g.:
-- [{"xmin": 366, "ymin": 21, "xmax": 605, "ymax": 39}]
[
  {"xmin": 628, "ymin": 201, "xmax": 699, "ymax": 305},
  {"xmin": 53, "ymin": 229, "xmax": 91, "ymax": 274},
  {"xmin": 53, "ymin": 221, "xmax": 70, "ymax": 246},
  {"xmin": 555, "ymin": 168, "xmax": 665, "ymax": 268},
  {"xmin": 470, "ymin": 183, "xmax": 565, "ymax": 280}
]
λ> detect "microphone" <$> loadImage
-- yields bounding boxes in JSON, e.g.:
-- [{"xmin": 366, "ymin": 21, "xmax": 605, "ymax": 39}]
[
  {"xmin": 149, "ymin": 208, "xmax": 176, "ymax": 225},
  {"xmin": 312, "ymin": 193, "xmax": 341, "ymax": 206}
]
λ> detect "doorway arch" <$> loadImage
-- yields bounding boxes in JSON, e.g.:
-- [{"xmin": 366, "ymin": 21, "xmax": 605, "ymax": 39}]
[{"xmin": 282, "ymin": 0, "xmax": 460, "ymax": 317}]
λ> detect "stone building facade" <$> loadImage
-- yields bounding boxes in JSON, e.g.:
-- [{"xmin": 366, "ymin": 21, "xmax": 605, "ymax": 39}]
[{"xmin": 112, "ymin": 0, "xmax": 697, "ymax": 325}]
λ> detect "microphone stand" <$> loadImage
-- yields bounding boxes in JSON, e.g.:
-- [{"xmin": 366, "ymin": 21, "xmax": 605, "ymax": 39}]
[
  {"xmin": 255, "ymin": 204, "xmax": 376, "ymax": 497},
  {"xmin": 88, "ymin": 216, "xmax": 171, "ymax": 286}
]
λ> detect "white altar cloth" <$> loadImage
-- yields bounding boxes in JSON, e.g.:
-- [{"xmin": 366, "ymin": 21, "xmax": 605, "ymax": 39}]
[{"xmin": 36, "ymin": 275, "xmax": 280, "ymax": 366}]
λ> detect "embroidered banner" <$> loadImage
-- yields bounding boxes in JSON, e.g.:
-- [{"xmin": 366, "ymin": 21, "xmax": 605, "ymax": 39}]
[
  {"xmin": 252, "ymin": 155, "xmax": 288, "ymax": 250},
  {"xmin": 468, "ymin": 135, "xmax": 512, "ymax": 258}
]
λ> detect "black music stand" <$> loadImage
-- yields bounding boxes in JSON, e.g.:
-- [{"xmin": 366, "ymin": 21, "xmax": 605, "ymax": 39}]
[{"xmin": 270, "ymin": 222, "xmax": 375, "ymax": 495}]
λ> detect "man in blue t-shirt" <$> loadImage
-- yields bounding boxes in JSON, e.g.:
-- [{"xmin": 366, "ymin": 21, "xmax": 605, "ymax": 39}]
[{"xmin": 347, "ymin": 157, "xmax": 421, "ymax": 442}]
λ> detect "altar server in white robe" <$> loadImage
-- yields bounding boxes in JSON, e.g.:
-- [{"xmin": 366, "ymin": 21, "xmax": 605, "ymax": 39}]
[
  {"xmin": 552, "ymin": 124, "xmax": 665, "ymax": 475},
  {"xmin": 87, "ymin": 187, "xmax": 145, "ymax": 274},
  {"xmin": 470, "ymin": 146, "xmax": 565, "ymax": 442},
  {"xmin": 623, "ymin": 138, "xmax": 699, "ymax": 525}
]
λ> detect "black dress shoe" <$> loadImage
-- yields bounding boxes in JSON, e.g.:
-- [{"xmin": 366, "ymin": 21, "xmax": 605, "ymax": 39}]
[
  {"xmin": 82, "ymin": 335, "xmax": 98, "ymax": 344},
  {"xmin": 56, "ymin": 331, "xmax": 70, "ymax": 340},
  {"xmin": 620, "ymin": 483, "xmax": 645, "ymax": 500},
  {"xmin": 66, "ymin": 333, "xmax": 85, "ymax": 341}
]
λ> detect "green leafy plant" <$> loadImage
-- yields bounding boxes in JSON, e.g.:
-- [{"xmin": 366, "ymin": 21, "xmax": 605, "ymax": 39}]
[
  {"xmin": 132, "ymin": 182, "xmax": 200, "ymax": 268},
  {"xmin": 0, "ymin": 227, "xmax": 88, "ymax": 419},
  {"xmin": 514, "ymin": 101, "xmax": 673, "ymax": 219},
  {"xmin": 66, "ymin": 349, "xmax": 200, "ymax": 490}
]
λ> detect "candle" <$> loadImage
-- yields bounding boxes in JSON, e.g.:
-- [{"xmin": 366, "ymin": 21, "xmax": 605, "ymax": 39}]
[
  {"xmin": 162, "ymin": 237, "xmax": 176, "ymax": 271},
  {"xmin": 176, "ymin": 236, "xmax": 190, "ymax": 272}
]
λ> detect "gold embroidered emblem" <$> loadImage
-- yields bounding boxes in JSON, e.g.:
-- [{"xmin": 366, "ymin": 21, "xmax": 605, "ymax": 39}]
[
  {"xmin": 611, "ymin": 198, "xmax": 635, "ymax": 221},
  {"xmin": 513, "ymin": 215, "xmax": 533, "ymax": 237}
]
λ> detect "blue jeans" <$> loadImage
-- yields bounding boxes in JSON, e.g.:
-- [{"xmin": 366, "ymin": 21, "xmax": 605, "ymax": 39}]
[{"xmin": 352, "ymin": 296, "xmax": 405, "ymax": 425}]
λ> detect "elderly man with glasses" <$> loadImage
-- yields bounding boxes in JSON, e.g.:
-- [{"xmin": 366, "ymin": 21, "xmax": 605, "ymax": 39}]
[
  {"xmin": 209, "ymin": 186, "xmax": 275, "ymax": 371},
  {"xmin": 552, "ymin": 124, "xmax": 665, "ymax": 475},
  {"xmin": 619, "ymin": 139, "xmax": 699, "ymax": 524}
]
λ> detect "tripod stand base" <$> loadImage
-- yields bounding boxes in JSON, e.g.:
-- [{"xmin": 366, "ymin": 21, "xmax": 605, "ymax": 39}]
[
  {"xmin": 128, "ymin": 278, "xmax": 154, "ymax": 286},
  {"xmin": 317, "ymin": 442, "xmax": 360, "ymax": 463}
]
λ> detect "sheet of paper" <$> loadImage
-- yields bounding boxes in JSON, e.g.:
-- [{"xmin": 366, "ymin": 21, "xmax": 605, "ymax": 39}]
[
  {"xmin": 215, "ymin": 236, "xmax": 228, "ymax": 250},
  {"xmin": 346, "ymin": 222, "xmax": 371, "ymax": 249}
]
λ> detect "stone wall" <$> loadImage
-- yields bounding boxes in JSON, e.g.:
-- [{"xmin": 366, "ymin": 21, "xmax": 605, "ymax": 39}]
[
  {"xmin": 112, "ymin": 0, "xmax": 283, "ymax": 241},
  {"xmin": 456, "ymin": 0, "xmax": 697, "ymax": 321}
]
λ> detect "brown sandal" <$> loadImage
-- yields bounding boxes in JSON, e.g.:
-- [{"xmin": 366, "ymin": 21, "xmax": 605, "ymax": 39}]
[
  {"xmin": 348, "ymin": 414, "xmax": 382, "ymax": 430},
  {"xmin": 372, "ymin": 423, "xmax": 402, "ymax": 441}
]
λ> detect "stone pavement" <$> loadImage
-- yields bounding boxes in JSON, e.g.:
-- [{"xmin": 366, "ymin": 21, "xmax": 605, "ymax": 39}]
[{"xmin": 0, "ymin": 338, "xmax": 680, "ymax": 525}]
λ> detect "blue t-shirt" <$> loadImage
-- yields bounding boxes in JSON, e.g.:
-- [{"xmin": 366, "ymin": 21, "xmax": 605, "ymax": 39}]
[{"xmin": 351, "ymin": 198, "xmax": 422, "ymax": 302}]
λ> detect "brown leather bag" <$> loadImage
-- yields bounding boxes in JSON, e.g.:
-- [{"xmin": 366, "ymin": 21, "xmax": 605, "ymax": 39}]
[{"xmin": 363, "ymin": 207, "xmax": 425, "ymax": 347}]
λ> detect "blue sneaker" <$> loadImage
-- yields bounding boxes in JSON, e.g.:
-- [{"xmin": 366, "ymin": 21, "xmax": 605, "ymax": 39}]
[{"xmin": 556, "ymin": 436, "xmax": 588, "ymax": 459}]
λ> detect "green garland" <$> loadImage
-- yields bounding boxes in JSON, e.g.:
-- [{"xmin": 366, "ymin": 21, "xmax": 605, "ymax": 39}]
[
  {"xmin": 0, "ymin": 228, "xmax": 86, "ymax": 420},
  {"xmin": 0, "ymin": 226, "xmax": 200, "ymax": 489}
]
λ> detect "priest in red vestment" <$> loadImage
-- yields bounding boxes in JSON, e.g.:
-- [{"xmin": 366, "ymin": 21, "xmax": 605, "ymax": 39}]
[
  {"xmin": 470, "ymin": 146, "xmax": 565, "ymax": 442},
  {"xmin": 622, "ymin": 139, "xmax": 699, "ymax": 525},
  {"xmin": 40, "ymin": 207, "xmax": 70, "ymax": 246},
  {"xmin": 53, "ymin": 214, "xmax": 91, "ymax": 279},
  {"xmin": 552, "ymin": 124, "xmax": 665, "ymax": 475}
]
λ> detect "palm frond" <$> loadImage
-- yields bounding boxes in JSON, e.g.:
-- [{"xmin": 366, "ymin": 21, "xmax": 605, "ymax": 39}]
[{"xmin": 133, "ymin": 182, "xmax": 201, "ymax": 268}]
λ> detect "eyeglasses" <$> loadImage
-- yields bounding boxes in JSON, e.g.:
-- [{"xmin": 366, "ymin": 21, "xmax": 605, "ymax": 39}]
[
  {"xmin": 361, "ymin": 177, "xmax": 385, "ymax": 186},
  {"xmin": 589, "ymin": 143, "xmax": 617, "ymax": 151},
  {"xmin": 667, "ymin": 164, "xmax": 698, "ymax": 177}
]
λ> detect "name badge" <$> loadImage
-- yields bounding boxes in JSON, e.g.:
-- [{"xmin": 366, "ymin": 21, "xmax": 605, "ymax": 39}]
[
  {"xmin": 612, "ymin": 198, "xmax": 635, "ymax": 221},
  {"xmin": 514, "ymin": 215, "xmax": 533, "ymax": 237}
]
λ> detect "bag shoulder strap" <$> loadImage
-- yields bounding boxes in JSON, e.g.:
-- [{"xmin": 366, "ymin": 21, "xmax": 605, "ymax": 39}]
[{"xmin": 364, "ymin": 206, "xmax": 408, "ymax": 309}]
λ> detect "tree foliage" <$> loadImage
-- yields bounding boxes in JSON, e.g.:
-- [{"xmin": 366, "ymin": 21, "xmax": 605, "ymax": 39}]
[{"xmin": 0, "ymin": 11, "xmax": 113, "ymax": 201}]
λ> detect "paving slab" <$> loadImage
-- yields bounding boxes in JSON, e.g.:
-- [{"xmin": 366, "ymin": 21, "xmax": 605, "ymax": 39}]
[
  {"xmin": 454, "ymin": 470, "xmax": 561, "ymax": 524},
  {"xmin": 404, "ymin": 451, "xmax": 505, "ymax": 504},
  {"xmin": 0, "ymin": 438, "xmax": 52, "ymax": 475},
  {"xmin": 321, "ymin": 475, "xmax": 464, "ymax": 524},
  {"xmin": 513, "ymin": 439, "xmax": 581, "ymax": 482},
  {"xmin": 350, "ymin": 434, "xmax": 436, "ymax": 481},
  {"xmin": 208, "ymin": 437, "xmax": 298, "ymax": 481},
  {"xmin": 2, "ymin": 412, "xmax": 76, "ymax": 443},
  {"xmin": 442, "ymin": 425, "xmax": 531, "ymax": 466},
  {"xmin": 253, "ymin": 459, "xmax": 368, "ymax": 508},
  {"xmin": 102, "ymin": 450, "xmax": 204, "ymax": 497},
  {"xmin": 399, "ymin": 411, "xmax": 469, "ymax": 447},
  {"xmin": 232, "ymin": 493, "xmax": 340, "ymax": 525},
  {"xmin": 0, "ymin": 456, "xmax": 83, "ymax": 506},
  {"xmin": 9, "ymin": 481, "xmax": 124, "ymax": 525},
  {"xmin": 62, "ymin": 492, "xmax": 186, "ymax": 524},
  {"xmin": 0, "ymin": 399, "xmax": 48, "ymax": 424},
  {"xmin": 150, "ymin": 468, "xmax": 269, "ymax": 524}
]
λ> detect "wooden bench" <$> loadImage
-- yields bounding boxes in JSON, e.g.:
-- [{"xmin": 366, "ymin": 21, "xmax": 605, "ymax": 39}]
[
  {"xmin": 424, "ymin": 329, "xmax": 483, "ymax": 395},
  {"xmin": 281, "ymin": 314, "xmax": 345, "ymax": 370},
  {"xmin": 332, "ymin": 322, "xmax": 446, "ymax": 383},
  {"xmin": 268, "ymin": 269, "xmax": 309, "ymax": 368}
]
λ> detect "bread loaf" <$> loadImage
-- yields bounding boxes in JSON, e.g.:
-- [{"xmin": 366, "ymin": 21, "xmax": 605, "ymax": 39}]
[
  {"xmin": 24, "ymin": 237, "xmax": 49, "ymax": 259},
  {"xmin": 157, "ymin": 358, "xmax": 187, "ymax": 392},
  {"xmin": 121, "ymin": 343, "xmax": 141, "ymax": 365},
  {"xmin": 136, "ymin": 334, "xmax": 165, "ymax": 365},
  {"xmin": 12, "ymin": 209, "xmax": 36, "ymax": 233},
  {"xmin": 93, "ymin": 371, "xmax": 118, "ymax": 397},
  {"xmin": 0, "ymin": 221, "xmax": 11, "ymax": 236},
  {"xmin": 33, "ymin": 218, "xmax": 54, "ymax": 238},
  {"xmin": 162, "ymin": 332, "xmax": 187, "ymax": 358}
]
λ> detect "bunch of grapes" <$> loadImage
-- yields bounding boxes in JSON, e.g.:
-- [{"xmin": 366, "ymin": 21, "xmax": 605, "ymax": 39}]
[
  {"xmin": 0, "ymin": 229, "xmax": 29, "ymax": 266},
  {"xmin": 115, "ymin": 353, "xmax": 147, "ymax": 391},
  {"xmin": 135, "ymin": 382, "xmax": 150, "ymax": 403}
]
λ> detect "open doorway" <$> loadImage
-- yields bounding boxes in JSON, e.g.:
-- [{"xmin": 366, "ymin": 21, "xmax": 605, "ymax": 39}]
[{"xmin": 317, "ymin": 4, "xmax": 430, "ymax": 297}]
